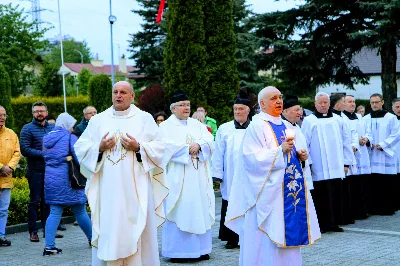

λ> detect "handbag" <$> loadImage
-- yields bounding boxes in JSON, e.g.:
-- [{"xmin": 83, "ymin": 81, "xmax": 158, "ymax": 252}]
[{"xmin": 67, "ymin": 134, "xmax": 86, "ymax": 189}]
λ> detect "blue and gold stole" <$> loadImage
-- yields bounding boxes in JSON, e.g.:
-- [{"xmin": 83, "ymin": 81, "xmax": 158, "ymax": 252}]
[{"xmin": 267, "ymin": 121, "xmax": 310, "ymax": 247}]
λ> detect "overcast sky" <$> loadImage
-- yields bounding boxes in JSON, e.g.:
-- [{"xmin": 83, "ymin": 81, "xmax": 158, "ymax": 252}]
[{"xmin": 2, "ymin": 0, "xmax": 302, "ymax": 65}]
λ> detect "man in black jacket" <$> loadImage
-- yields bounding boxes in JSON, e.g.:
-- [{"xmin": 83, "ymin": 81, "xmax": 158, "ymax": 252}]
[
  {"xmin": 73, "ymin": 106, "xmax": 97, "ymax": 137},
  {"xmin": 20, "ymin": 102, "xmax": 62, "ymax": 242}
]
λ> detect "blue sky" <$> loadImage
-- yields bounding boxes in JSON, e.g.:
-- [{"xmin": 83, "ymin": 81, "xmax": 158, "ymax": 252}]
[{"xmin": 2, "ymin": 0, "xmax": 301, "ymax": 65}]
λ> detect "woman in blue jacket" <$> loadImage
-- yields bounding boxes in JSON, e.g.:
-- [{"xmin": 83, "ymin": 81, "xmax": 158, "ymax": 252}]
[{"xmin": 42, "ymin": 113, "xmax": 92, "ymax": 256}]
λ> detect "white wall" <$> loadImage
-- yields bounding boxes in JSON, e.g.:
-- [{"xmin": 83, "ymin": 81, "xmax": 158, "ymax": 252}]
[{"xmin": 318, "ymin": 75, "xmax": 400, "ymax": 99}]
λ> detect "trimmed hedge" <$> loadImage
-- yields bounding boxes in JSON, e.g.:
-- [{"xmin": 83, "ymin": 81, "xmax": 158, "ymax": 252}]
[
  {"xmin": 8, "ymin": 178, "xmax": 29, "ymax": 226},
  {"xmin": 11, "ymin": 96, "xmax": 89, "ymax": 135}
]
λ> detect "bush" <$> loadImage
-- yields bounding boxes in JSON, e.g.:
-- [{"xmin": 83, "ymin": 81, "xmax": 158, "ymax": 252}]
[
  {"xmin": 11, "ymin": 95, "xmax": 89, "ymax": 135},
  {"xmin": 8, "ymin": 178, "xmax": 30, "ymax": 226},
  {"xmin": 88, "ymin": 74, "xmax": 112, "ymax": 113},
  {"xmin": 137, "ymin": 83, "xmax": 169, "ymax": 115},
  {"xmin": 0, "ymin": 64, "xmax": 14, "ymax": 129}
]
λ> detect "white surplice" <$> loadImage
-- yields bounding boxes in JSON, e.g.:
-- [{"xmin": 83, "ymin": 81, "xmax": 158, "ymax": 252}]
[
  {"xmin": 343, "ymin": 113, "xmax": 372, "ymax": 175},
  {"xmin": 339, "ymin": 112, "xmax": 359, "ymax": 176},
  {"xmin": 212, "ymin": 120, "xmax": 246, "ymax": 200},
  {"xmin": 301, "ymin": 113, "xmax": 353, "ymax": 181},
  {"xmin": 225, "ymin": 112, "xmax": 320, "ymax": 266},
  {"xmin": 74, "ymin": 105, "xmax": 168, "ymax": 266},
  {"xmin": 363, "ymin": 112, "xmax": 400, "ymax": 174},
  {"xmin": 159, "ymin": 115, "xmax": 215, "ymax": 258}
]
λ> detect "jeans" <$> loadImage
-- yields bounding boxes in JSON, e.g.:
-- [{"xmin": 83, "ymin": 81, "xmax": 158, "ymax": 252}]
[
  {"xmin": 27, "ymin": 169, "xmax": 50, "ymax": 233},
  {"xmin": 45, "ymin": 204, "xmax": 92, "ymax": 248},
  {"xmin": 0, "ymin": 188, "xmax": 11, "ymax": 238}
]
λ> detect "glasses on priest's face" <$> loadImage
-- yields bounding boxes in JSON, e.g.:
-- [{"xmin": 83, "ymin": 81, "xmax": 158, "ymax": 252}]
[{"xmin": 176, "ymin": 104, "xmax": 191, "ymax": 108}]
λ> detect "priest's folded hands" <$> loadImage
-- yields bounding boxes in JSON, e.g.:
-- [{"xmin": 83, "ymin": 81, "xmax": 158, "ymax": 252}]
[
  {"xmin": 99, "ymin": 132, "xmax": 116, "ymax": 152},
  {"xmin": 189, "ymin": 142, "xmax": 201, "ymax": 156},
  {"xmin": 120, "ymin": 133, "xmax": 140, "ymax": 152}
]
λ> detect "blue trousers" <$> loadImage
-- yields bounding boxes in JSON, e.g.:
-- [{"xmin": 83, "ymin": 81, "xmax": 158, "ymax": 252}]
[
  {"xmin": 0, "ymin": 188, "xmax": 11, "ymax": 238},
  {"xmin": 45, "ymin": 204, "xmax": 92, "ymax": 248}
]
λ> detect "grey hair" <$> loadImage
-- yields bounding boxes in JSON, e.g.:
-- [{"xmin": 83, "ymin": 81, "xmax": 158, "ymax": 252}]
[
  {"xmin": 170, "ymin": 102, "xmax": 178, "ymax": 112},
  {"xmin": 83, "ymin": 106, "xmax": 96, "ymax": 115},
  {"xmin": 0, "ymin": 105, "xmax": 4, "ymax": 110},
  {"xmin": 258, "ymin": 86, "xmax": 278, "ymax": 106},
  {"xmin": 392, "ymin": 98, "xmax": 400, "ymax": 105},
  {"xmin": 315, "ymin": 92, "xmax": 330, "ymax": 101},
  {"xmin": 113, "ymin": 81, "xmax": 134, "ymax": 92}
]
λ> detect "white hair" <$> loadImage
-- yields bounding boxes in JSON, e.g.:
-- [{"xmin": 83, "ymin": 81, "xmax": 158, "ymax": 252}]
[
  {"xmin": 315, "ymin": 92, "xmax": 330, "ymax": 101},
  {"xmin": 170, "ymin": 102, "xmax": 178, "ymax": 112},
  {"xmin": 258, "ymin": 86, "xmax": 278, "ymax": 106}
]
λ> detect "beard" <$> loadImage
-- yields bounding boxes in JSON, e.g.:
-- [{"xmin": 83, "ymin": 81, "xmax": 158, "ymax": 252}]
[{"xmin": 34, "ymin": 116, "xmax": 45, "ymax": 123}]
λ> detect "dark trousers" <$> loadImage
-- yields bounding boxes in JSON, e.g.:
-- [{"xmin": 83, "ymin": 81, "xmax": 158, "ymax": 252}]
[
  {"xmin": 395, "ymin": 174, "xmax": 400, "ymax": 211},
  {"xmin": 348, "ymin": 174, "xmax": 368, "ymax": 219},
  {"xmin": 27, "ymin": 169, "xmax": 50, "ymax": 233},
  {"xmin": 219, "ymin": 199, "xmax": 239, "ymax": 244},
  {"xmin": 366, "ymin": 173, "xmax": 396, "ymax": 215},
  {"xmin": 310, "ymin": 180, "xmax": 337, "ymax": 232},
  {"xmin": 339, "ymin": 178, "xmax": 354, "ymax": 224}
]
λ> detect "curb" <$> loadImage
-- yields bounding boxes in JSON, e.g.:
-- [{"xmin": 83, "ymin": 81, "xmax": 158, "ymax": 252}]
[{"xmin": 6, "ymin": 190, "xmax": 222, "ymax": 235}]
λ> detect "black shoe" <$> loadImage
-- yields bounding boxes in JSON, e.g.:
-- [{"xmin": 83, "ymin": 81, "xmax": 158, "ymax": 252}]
[
  {"xmin": 30, "ymin": 232, "xmax": 40, "ymax": 242},
  {"xmin": 225, "ymin": 242, "xmax": 239, "ymax": 249},
  {"xmin": 43, "ymin": 246, "xmax": 62, "ymax": 256},
  {"xmin": 55, "ymin": 233, "xmax": 64, "ymax": 239},
  {"xmin": 200, "ymin": 254, "xmax": 210, "ymax": 260},
  {"xmin": 57, "ymin": 224, "xmax": 67, "ymax": 231},
  {"xmin": 88, "ymin": 239, "xmax": 92, "ymax": 248},
  {"xmin": 0, "ymin": 238, "xmax": 11, "ymax": 246},
  {"xmin": 170, "ymin": 258, "xmax": 187, "ymax": 263},
  {"xmin": 332, "ymin": 226, "xmax": 344, "ymax": 232}
]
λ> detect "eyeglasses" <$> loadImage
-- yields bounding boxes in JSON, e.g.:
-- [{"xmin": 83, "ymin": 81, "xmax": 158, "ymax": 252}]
[
  {"xmin": 85, "ymin": 112, "xmax": 97, "ymax": 115},
  {"xmin": 32, "ymin": 110, "xmax": 47, "ymax": 114},
  {"xmin": 0, "ymin": 114, "xmax": 7, "ymax": 119},
  {"xmin": 176, "ymin": 104, "xmax": 191, "ymax": 108}
]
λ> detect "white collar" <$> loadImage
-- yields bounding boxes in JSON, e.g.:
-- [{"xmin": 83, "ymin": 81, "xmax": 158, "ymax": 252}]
[{"xmin": 255, "ymin": 112, "xmax": 282, "ymax": 125}]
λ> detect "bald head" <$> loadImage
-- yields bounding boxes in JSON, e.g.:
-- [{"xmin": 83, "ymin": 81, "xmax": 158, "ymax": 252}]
[
  {"xmin": 113, "ymin": 81, "xmax": 134, "ymax": 92},
  {"xmin": 112, "ymin": 81, "xmax": 135, "ymax": 111},
  {"xmin": 258, "ymin": 86, "xmax": 283, "ymax": 117}
]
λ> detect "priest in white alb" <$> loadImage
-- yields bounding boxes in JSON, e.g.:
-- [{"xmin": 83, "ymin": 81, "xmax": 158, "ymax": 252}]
[
  {"xmin": 74, "ymin": 81, "xmax": 168, "ymax": 266},
  {"xmin": 213, "ymin": 91, "xmax": 251, "ymax": 250},
  {"xmin": 392, "ymin": 98, "xmax": 400, "ymax": 211},
  {"xmin": 160, "ymin": 91, "xmax": 215, "ymax": 263},
  {"xmin": 301, "ymin": 92, "xmax": 353, "ymax": 233},
  {"xmin": 364, "ymin": 93, "xmax": 400, "ymax": 215},
  {"xmin": 225, "ymin": 86, "xmax": 320, "ymax": 266}
]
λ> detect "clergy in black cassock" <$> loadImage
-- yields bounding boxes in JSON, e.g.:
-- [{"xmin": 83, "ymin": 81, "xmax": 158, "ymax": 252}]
[{"xmin": 213, "ymin": 91, "xmax": 251, "ymax": 249}]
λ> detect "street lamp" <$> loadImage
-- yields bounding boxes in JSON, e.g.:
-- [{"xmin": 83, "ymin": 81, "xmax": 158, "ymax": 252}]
[
  {"xmin": 109, "ymin": 0, "xmax": 117, "ymax": 86},
  {"xmin": 74, "ymin": 49, "xmax": 83, "ymax": 64},
  {"xmin": 57, "ymin": 0, "xmax": 67, "ymax": 112}
]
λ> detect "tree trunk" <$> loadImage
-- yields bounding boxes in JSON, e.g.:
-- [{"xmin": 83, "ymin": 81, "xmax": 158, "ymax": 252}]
[{"xmin": 381, "ymin": 40, "xmax": 397, "ymax": 109}]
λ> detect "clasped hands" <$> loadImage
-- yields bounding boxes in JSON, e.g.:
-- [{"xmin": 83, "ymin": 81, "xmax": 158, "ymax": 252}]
[
  {"xmin": 99, "ymin": 132, "xmax": 140, "ymax": 152},
  {"xmin": 281, "ymin": 137, "xmax": 308, "ymax": 161},
  {"xmin": 189, "ymin": 143, "xmax": 201, "ymax": 157},
  {"xmin": 0, "ymin": 166, "xmax": 13, "ymax": 177}
]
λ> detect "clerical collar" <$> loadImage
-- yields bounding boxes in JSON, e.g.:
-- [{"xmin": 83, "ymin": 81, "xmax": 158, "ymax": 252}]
[
  {"xmin": 281, "ymin": 114, "xmax": 296, "ymax": 126},
  {"xmin": 313, "ymin": 109, "xmax": 333, "ymax": 118},
  {"xmin": 370, "ymin": 109, "xmax": 388, "ymax": 118},
  {"xmin": 234, "ymin": 119, "xmax": 250, "ymax": 129},
  {"xmin": 113, "ymin": 106, "xmax": 131, "ymax": 116},
  {"xmin": 343, "ymin": 110, "xmax": 358, "ymax": 120},
  {"xmin": 331, "ymin": 109, "xmax": 342, "ymax": 116}
]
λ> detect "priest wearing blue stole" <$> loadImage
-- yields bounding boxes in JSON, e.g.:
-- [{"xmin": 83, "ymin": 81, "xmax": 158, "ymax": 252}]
[{"xmin": 225, "ymin": 86, "xmax": 320, "ymax": 266}]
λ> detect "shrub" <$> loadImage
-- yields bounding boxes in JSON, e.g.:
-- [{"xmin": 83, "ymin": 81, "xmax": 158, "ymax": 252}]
[
  {"xmin": 88, "ymin": 74, "xmax": 112, "ymax": 113},
  {"xmin": 137, "ymin": 83, "xmax": 169, "ymax": 115},
  {"xmin": 11, "ymin": 95, "xmax": 89, "ymax": 135},
  {"xmin": 8, "ymin": 178, "xmax": 30, "ymax": 226},
  {"xmin": 0, "ymin": 64, "xmax": 14, "ymax": 129}
]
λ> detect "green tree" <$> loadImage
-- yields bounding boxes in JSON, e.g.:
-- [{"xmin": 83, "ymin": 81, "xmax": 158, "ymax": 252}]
[
  {"xmin": 33, "ymin": 60, "xmax": 63, "ymax": 97},
  {"xmin": 0, "ymin": 4, "xmax": 47, "ymax": 97},
  {"xmin": 88, "ymin": 74, "xmax": 112, "ymax": 112},
  {"xmin": 128, "ymin": 0, "xmax": 167, "ymax": 87},
  {"xmin": 163, "ymin": 0, "xmax": 208, "ymax": 108},
  {"xmin": 204, "ymin": 0, "xmax": 240, "ymax": 123},
  {"xmin": 0, "ymin": 64, "xmax": 14, "ymax": 129},
  {"xmin": 77, "ymin": 68, "xmax": 92, "ymax": 95},
  {"xmin": 49, "ymin": 38, "xmax": 91, "ymax": 67}
]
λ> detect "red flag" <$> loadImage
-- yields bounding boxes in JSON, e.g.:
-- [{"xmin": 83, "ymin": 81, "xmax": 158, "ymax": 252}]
[{"xmin": 156, "ymin": 0, "xmax": 165, "ymax": 24}]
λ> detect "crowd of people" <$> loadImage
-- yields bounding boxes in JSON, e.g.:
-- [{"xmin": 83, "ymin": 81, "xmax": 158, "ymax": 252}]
[{"xmin": 0, "ymin": 81, "xmax": 400, "ymax": 266}]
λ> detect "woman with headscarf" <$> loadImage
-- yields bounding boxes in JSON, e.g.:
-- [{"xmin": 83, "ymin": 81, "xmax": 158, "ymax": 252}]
[{"xmin": 42, "ymin": 113, "xmax": 92, "ymax": 256}]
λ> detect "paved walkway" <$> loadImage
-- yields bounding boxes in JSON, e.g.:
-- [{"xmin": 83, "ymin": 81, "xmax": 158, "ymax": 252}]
[{"xmin": 1, "ymin": 197, "xmax": 400, "ymax": 265}]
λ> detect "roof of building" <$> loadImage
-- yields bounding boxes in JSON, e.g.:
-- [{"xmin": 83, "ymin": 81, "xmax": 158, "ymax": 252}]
[
  {"xmin": 352, "ymin": 47, "xmax": 400, "ymax": 75},
  {"xmin": 64, "ymin": 63, "xmax": 136, "ymax": 75}
]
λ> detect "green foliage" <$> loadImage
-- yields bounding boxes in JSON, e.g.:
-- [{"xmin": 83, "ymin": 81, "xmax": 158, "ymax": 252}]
[
  {"xmin": 129, "ymin": 0, "xmax": 167, "ymax": 87},
  {"xmin": 77, "ymin": 68, "xmax": 92, "ymax": 95},
  {"xmin": 164, "ymin": 0, "xmax": 208, "ymax": 109},
  {"xmin": 11, "ymin": 95, "xmax": 89, "ymax": 135},
  {"xmin": 88, "ymin": 74, "xmax": 112, "ymax": 113},
  {"xmin": 204, "ymin": 0, "xmax": 240, "ymax": 123},
  {"xmin": 48, "ymin": 39, "xmax": 91, "ymax": 67},
  {"xmin": 0, "ymin": 64, "xmax": 14, "ymax": 129},
  {"xmin": 33, "ymin": 60, "xmax": 63, "ymax": 97},
  {"xmin": 0, "ymin": 4, "xmax": 47, "ymax": 97},
  {"xmin": 8, "ymin": 178, "xmax": 29, "ymax": 226}
]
